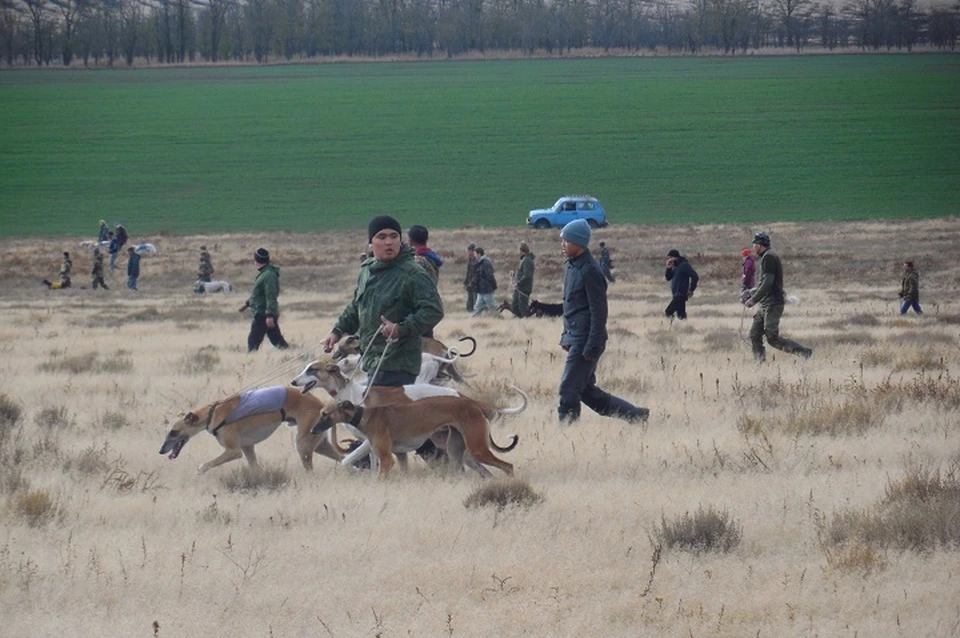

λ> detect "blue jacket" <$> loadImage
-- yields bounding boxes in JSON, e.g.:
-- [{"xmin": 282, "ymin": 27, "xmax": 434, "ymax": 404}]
[
  {"xmin": 561, "ymin": 250, "xmax": 608, "ymax": 359},
  {"xmin": 127, "ymin": 252, "xmax": 140, "ymax": 277},
  {"xmin": 665, "ymin": 256, "xmax": 699, "ymax": 298},
  {"xmin": 108, "ymin": 238, "xmax": 119, "ymax": 255}
]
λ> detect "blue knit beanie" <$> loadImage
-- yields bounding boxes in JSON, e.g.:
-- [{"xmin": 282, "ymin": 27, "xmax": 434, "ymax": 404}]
[{"xmin": 560, "ymin": 219, "xmax": 591, "ymax": 248}]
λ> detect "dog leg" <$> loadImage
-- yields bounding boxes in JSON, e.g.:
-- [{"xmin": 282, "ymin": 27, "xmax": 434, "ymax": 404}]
[
  {"xmin": 241, "ymin": 446, "xmax": 258, "ymax": 469},
  {"xmin": 459, "ymin": 420, "xmax": 514, "ymax": 476},
  {"xmin": 372, "ymin": 438, "xmax": 395, "ymax": 477},
  {"xmin": 341, "ymin": 439, "xmax": 371, "ymax": 468},
  {"xmin": 198, "ymin": 449, "xmax": 244, "ymax": 474},
  {"xmin": 396, "ymin": 452, "xmax": 409, "ymax": 472},
  {"xmin": 295, "ymin": 434, "xmax": 315, "ymax": 470}
]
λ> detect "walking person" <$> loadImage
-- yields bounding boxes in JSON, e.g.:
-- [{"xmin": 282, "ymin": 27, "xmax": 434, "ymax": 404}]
[
  {"xmin": 43, "ymin": 251, "xmax": 73, "ymax": 289},
  {"xmin": 198, "ymin": 246, "xmax": 214, "ymax": 282},
  {"xmin": 114, "ymin": 223, "xmax": 128, "ymax": 250},
  {"xmin": 91, "ymin": 247, "xmax": 108, "ymax": 290},
  {"xmin": 899, "ymin": 261, "xmax": 923, "ymax": 315},
  {"xmin": 744, "ymin": 232, "xmax": 812, "ymax": 361},
  {"xmin": 741, "ymin": 248, "xmax": 756, "ymax": 294},
  {"xmin": 510, "ymin": 241, "xmax": 535, "ymax": 318},
  {"xmin": 464, "ymin": 243, "xmax": 478, "ymax": 312},
  {"xmin": 598, "ymin": 241, "xmax": 616, "ymax": 282},
  {"xmin": 126, "ymin": 247, "xmax": 141, "ymax": 290},
  {"xmin": 97, "ymin": 219, "xmax": 109, "ymax": 243},
  {"xmin": 471, "ymin": 247, "xmax": 498, "ymax": 316},
  {"xmin": 107, "ymin": 231, "xmax": 120, "ymax": 271},
  {"xmin": 239, "ymin": 248, "xmax": 289, "ymax": 352},
  {"xmin": 664, "ymin": 249, "xmax": 699, "ymax": 321},
  {"xmin": 322, "ymin": 215, "xmax": 443, "ymax": 386},
  {"xmin": 557, "ymin": 219, "xmax": 649, "ymax": 424}
]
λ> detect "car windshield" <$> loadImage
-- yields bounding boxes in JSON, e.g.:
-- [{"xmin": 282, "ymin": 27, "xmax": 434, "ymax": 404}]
[{"xmin": 552, "ymin": 198, "xmax": 566, "ymax": 210}]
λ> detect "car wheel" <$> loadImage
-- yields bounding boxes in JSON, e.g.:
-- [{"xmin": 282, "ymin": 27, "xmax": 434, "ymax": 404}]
[
  {"xmin": 586, "ymin": 219, "xmax": 600, "ymax": 229},
  {"xmin": 534, "ymin": 219, "xmax": 551, "ymax": 230}
]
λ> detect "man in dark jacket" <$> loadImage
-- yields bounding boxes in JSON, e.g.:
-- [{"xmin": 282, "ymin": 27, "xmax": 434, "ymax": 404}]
[
  {"xmin": 471, "ymin": 248, "xmax": 497, "ymax": 315},
  {"xmin": 557, "ymin": 219, "xmax": 649, "ymax": 424},
  {"xmin": 322, "ymin": 216, "xmax": 443, "ymax": 386},
  {"xmin": 240, "ymin": 247, "xmax": 289, "ymax": 352},
  {"xmin": 664, "ymin": 249, "xmax": 699, "ymax": 321},
  {"xmin": 510, "ymin": 241, "xmax": 535, "ymax": 318},
  {"xmin": 464, "ymin": 243, "xmax": 478, "ymax": 312},
  {"xmin": 899, "ymin": 261, "xmax": 922, "ymax": 315},
  {"xmin": 126, "ymin": 246, "xmax": 141, "ymax": 290},
  {"xmin": 744, "ymin": 232, "xmax": 812, "ymax": 360}
]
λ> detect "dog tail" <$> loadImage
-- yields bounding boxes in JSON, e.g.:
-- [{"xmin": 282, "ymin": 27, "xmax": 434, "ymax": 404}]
[
  {"xmin": 455, "ymin": 336, "xmax": 477, "ymax": 358},
  {"xmin": 489, "ymin": 433, "xmax": 519, "ymax": 453},
  {"xmin": 494, "ymin": 385, "xmax": 528, "ymax": 416}
]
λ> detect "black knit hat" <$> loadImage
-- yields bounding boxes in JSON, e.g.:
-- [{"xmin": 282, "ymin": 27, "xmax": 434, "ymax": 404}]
[
  {"xmin": 368, "ymin": 215, "xmax": 402, "ymax": 242},
  {"xmin": 254, "ymin": 247, "xmax": 270, "ymax": 263},
  {"xmin": 667, "ymin": 249, "xmax": 681, "ymax": 258}
]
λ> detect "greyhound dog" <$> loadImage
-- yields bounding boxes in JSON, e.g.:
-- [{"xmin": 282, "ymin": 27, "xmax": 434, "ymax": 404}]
[
  {"xmin": 134, "ymin": 243, "xmax": 158, "ymax": 256},
  {"xmin": 158, "ymin": 386, "xmax": 344, "ymax": 474},
  {"xmin": 527, "ymin": 299, "xmax": 564, "ymax": 318},
  {"xmin": 312, "ymin": 396, "xmax": 520, "ymax": 477},
  {"xmin": 334, "ymin": 351, "xmax": 462, "ymax": 386},
  {"xmin": 333, "ymin": 334, "xmax": 476, "ymax": 385},
  {"xmin": 290, "ymin": 357, "xmax": 526, "ymax": 472},
  {"xmin": 195, "ymin": 279, "xmax": 233, "ymax": 294}
]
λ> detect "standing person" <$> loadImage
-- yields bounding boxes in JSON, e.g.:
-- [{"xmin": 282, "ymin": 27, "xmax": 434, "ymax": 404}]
[
  {"xmin": 239, "ymin": 248, "xmax": 289, "ymax": 352},
  {"xmin": 511, "ymin": 241, "xmax": 535, "ymax": 318},
  {"xmin": 126, "ymin": 246, "xmax": 141, "ymax": 290},
  {"xmin": 664, "ymin": 249, "xmax": 699, "ymax": 321},
  {"xmin": 408, "ymin": 225, "xmax": 442, "ymax": 286},
  {"xmin": 899, "ymin": 261, "xmax": 922, "ymax": 315},
  {"xmin": 114, "ymin": 223, "xmax": 128, "ymax": 250},
  {"xmin": 198, "ymin": 246, "xmax": 214, "ymax": 283},
  {"xmin": 91, "ymin": 247, "xmax": 108, "ymax": 290},
  {"xmin": 471, "ymin": 247, "xmax": 498, "ymax": 316},
  {"xmin": 107, "ymin": 231, "xmax": 119, "ymax": 271},
  {"xmin": 464, "ymin": 243, "xmax": 478, "ymax": 312},
  {"xmin": 321, "ymin": 215, "xmax": 443, "ymax": 387},
  {"xmin": 43, "ymin": 251, "xmax": 73, "ymax": 289},
  {"xmin": 97, "ymin": 220, "xmax": 109, "ymax": 243},
  {"xmin": 557, "ymin": 219, "xmax": 649, "ymax": 424},
  {"xmin": 744, "ymin": 232, "xmax": 812, "ymax": 360},
  {"xmin": 741, "ymin": 248, "xmax": 756, "ymax": 298},
  {"xmin": 598, "ymin": 241, "xmax": 616, "ymax": 282}
]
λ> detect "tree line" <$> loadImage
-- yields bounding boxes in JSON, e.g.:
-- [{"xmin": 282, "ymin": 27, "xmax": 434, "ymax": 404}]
[{"xmin": 1, "ymin": 0, "xmax": 957, "ymax": 68}]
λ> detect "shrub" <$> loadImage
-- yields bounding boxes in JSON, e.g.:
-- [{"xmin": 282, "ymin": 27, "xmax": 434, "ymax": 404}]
[
  {"xmin": 63, "ymin": 443, "xmax": 112, "ymax": 477},
  {"xmin": 0, "ymin": 393, "xmax": 22, "ymax": 445},
  {"xmin": 703, "ymin": 330, "xmax": 740, "ymax": 352},
  {"xmin": 464, "ymin": 477, "xmax": 544, "ymax": 512},
  {"xmin": 99, "ymin": 411, "xmax": 129, "ymax": 431},
  {"xmin": 778, "ymin": 399, "xmax": 882, "ymax": 436},
  {"xmin": 653, "ymin": 506, "xmax": 742, "ymax": 553},
  {"xmin": 220, "ymin": 465, "xmax": 291, "ymax": 493},
  {"xmin": 824, "ymin": 465, "xmax": 960, "ymax": 552},
  {"xmin": 35, "ymin": 406, "xmax": 73, "ymax": 430},
  {"xmin": 179, "ymin": 346, "xmax": 221, "ymax": 375},
  {"xmin": 11, "ymin": 489, "xmax": 62, "ymax": 527},
  {"xmin": 37, "ymin": 351, "xmax": 98, "ymax": 374},
  {"xmin": 97, "ymin": 356, "xmax": 134, "ymax": 374},
  {"xmin": 893, "ymin": 350, "xmax": 946, "ymax": 372}
]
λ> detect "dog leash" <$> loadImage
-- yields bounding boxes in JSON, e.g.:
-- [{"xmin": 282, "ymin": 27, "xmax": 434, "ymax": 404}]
[
  {"xmin": 360, "ymin": 336, "xmax": 396, "ymax": 403},
  {"xmin": 238, "ymin": 341, "xmax": 326, "ymax": 393}
]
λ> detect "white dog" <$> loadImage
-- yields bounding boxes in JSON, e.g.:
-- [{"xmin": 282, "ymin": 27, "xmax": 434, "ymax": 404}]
[
  {"xmin": 195, "ymin": 280, "xmax": 233, "ymax": 294},
  {"xmin": 79, "ymin": 240, "xmax": 110, "ymax": 251},
  {"xmin": 134, "ymin": 243, "xmax": 158, "ymax": 256}
]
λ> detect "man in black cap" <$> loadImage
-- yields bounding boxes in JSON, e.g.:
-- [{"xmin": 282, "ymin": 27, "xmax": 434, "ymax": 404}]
[
  {"xmin": 239, "ymin": 247, "xmax": 289, "ymax": 352},
  {"xmin": 322, "ymin": 215, "xmax": 443, "ymax": 387},
  {"xmin": 464, "ymin": 243, "xmax": 478, "ymax": 312},
  {"xmin": 664, "ymin": 248, "xmax": 699, "ymax": 321},
  {"xmin": 744, "ymin": 232, "xmax": 812, "ymax": 360}
]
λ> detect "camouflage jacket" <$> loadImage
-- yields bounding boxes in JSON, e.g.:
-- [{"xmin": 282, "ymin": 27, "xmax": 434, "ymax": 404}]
[
  {"xmin": 92, "ymin": 252, "xmax": 104, "ymax": 277},
  {"xmin": 515, "ymin": 252, "xmax": 535, "ymax": 294},
  {"xmin": 749, "ymin": 248, "xmax": 785, "ymax": 307},
  {"xmin": 198, "ymin": 259, "xmax": 214, "ymax": 280},
  {"xmin": 900, "ymin": 270, "xmax": 919, "ymax": 300}
]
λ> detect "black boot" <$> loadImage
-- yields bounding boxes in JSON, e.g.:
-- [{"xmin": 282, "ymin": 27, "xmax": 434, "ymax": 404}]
[
  {"xmin": 42, "ymin": 279, "xmax": 51, "ymax": 288},
  {"xmin": 583, "ymin": 390, "xmax": 649, "ymax": 423},
  {"xmin": 558, "ymin": 402, "xmax": 581, "ymax": 424}
]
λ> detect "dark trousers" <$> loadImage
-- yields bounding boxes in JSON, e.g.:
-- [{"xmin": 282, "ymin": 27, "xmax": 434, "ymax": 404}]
[
  {"xmin": 558, "ymin": 344, "xmax": 647, "ymax": 423},
  {"xmin": 466, "ymin": 290, "xmax": 477, "ymax": 313},
  {"xmin": 247, "ymin": 314, "xmax": 289, "ymax": 351},
  {"xmin": 749, "ymin": 302, "xmax": 809, "ymax": 360},
  {"xmin": 665, "ymin": 294, "xmax": 687, "ymax": 320}
]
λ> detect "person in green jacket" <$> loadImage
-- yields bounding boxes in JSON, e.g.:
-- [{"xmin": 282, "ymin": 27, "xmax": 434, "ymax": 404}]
[
  {"xmin": 744, "ymin": 232, "xmax": 812, "ymax": 361},
  {"xmin": 239, "ymin": 247, "xmax": 289, "ymax": 352},
  {"xmin": 322, "ymin": 215, "xmax": 443, "ymax": 387},
  {"xmin": 511, "ymin": 241, "xmax": 535, "ymax": 318}
]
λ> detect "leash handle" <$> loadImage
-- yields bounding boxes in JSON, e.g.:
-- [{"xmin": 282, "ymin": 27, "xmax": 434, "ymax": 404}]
[{"xmin": 360, "ymin": 337, "xmax": 396, "ymax": 403}]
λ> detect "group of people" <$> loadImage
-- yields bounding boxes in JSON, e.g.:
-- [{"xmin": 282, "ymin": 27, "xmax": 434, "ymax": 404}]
[{"xmin": 44, "ymin": 220, "xmax": 138, "ymax": 291}]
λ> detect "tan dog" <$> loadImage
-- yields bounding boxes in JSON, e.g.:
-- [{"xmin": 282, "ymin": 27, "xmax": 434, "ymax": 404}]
[
  {"xmin": 312, "ymin": 396, "xmax": 518, "ymax": 477},
  {"xmin": 158, "ymin": 386, "xmax": 344, "ymax": 474}
]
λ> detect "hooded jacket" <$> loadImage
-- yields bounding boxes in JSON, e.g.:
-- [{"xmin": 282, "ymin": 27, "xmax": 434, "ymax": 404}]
[
  {"xmin": 561, "ymin": 250, "xmax": 608, "ymax": 359},
  {"xmin": 515, "ymin": 251, "xmax": 535, "ymax": 294},
  {"xmin": 665, "ymin": 255, "xmax": 699, "ymax": 298},
  {"xmin": 248, "ymin": 264, "xmax": 281, "ymax": 317},
  {"xmin": 334, "ymin": 246, "xmax": 444, "ymax": 376},
  {"xmin": 414, "ymin": 246, "xmax": 443, "ymax": 285}
]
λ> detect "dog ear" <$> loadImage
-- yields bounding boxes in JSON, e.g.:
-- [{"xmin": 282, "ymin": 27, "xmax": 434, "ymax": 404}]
[
  {"xmin": 184, "ymin": 412, "xmax": 199, "ymax": 424},
  {"xmin": 326, "ymin": 364, "xmax": 340, "ymax": 375},
  {"xmin": 338, "ymin": 400, "xmax": 355, "ymax": 410}
]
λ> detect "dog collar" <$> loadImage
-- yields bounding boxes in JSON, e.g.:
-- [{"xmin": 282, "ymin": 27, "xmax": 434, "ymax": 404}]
[
  {"xmin": 204, "ymin": 402, "xmax": 228, "ymax": 437},
  {"xmin": 349, "ymin": 406, "xmax": 364, "ymax": 427}
]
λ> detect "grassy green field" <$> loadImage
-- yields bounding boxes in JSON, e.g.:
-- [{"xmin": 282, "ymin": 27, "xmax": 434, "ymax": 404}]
[{"xmin": 1, "ymin": 55, "xmax": 958, "ymax": 237}]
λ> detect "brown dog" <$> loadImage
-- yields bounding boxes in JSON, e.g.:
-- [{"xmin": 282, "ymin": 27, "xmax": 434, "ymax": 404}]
[
  {"xmin": 312, "ymin": 396, "xmax": 517, "ymax": 477},
  {"xmin": 158, "ymin": 386, "xmax": 344, "ymax": 474}
]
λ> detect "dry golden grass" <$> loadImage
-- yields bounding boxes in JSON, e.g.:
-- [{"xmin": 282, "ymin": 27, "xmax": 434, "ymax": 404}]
[{"xmin": 1, "ymin": 218, "xmax": 959, "ymax": 636}]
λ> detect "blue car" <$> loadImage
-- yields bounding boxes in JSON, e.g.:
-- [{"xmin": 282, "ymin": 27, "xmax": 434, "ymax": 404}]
[{"xmin": 527, "ymin": 195, "xmax": 608, "ymax": 229}]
